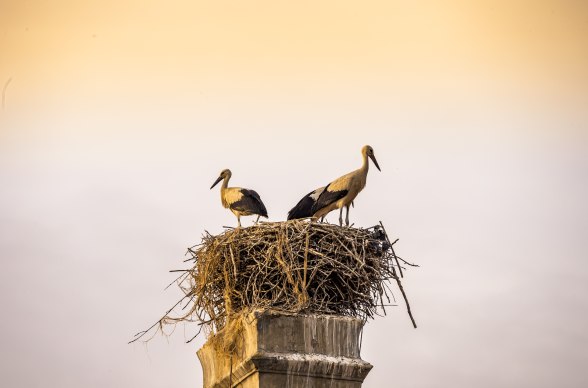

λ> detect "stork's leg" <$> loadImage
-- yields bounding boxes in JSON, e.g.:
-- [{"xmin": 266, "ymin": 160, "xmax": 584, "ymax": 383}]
[
  {"xmin": 338, "ymin": 207, "xmax": 343, "ymax": 226},
  {"xmin": 255, "ymin": 215, "xmax": 260, "ymax": 224},
  {"xmin": 320, "ymin": 216, "xmax": 325, "ymax": 223},
  {"xmin": 345, "ymin": 205, "xmax": 350, "ymax": 226},
  {"xmin": 237, "ymin": 215, "xmax": 242, "ymax": 228}
]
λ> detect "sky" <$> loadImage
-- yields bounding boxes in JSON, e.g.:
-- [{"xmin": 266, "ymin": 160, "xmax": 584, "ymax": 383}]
[{"xmin": 1, "ymin": 1, "xmax": 588, "ymax": 387}]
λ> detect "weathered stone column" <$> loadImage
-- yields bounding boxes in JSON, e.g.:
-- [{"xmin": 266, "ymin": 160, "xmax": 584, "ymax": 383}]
[{"xmin": 197, "ymin": 311, "xmax": 372, "ymax": 387}]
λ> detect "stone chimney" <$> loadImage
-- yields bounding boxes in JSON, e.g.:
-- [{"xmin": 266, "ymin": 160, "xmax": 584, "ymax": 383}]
[{"xmin": 197, "ymin": 310, "xmax": 372, "ymax": 387}]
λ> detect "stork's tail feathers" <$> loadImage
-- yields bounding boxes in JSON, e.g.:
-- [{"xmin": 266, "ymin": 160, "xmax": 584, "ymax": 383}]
[
  {"xmin": 254, "ymin": 198, "xmax": 268, "ymax": 218},
  {"xmin": 287, "ymin": 200, "xmax": 313, "ymax": 220},
  {"xmin": 287, "ymin": 187, "xmax": 327, "ymax": 220}
]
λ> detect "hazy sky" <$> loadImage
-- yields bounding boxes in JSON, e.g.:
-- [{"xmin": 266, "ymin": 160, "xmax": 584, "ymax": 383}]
[{"xmin": 1, "ymin": 1, "xmax": 587, "ymax": 387}]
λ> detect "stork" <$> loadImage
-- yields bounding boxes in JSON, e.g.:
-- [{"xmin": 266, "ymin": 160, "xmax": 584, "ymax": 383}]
[
  {"xmin": 210, "ymin": 169, "xmax": 268, "ymax": 227},
  {"xmin": 311, "ymin": 145, "xmax": 381, "ymax": 226}
]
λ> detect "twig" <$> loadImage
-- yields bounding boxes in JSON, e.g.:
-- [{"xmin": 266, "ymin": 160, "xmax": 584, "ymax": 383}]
[
  {"xmin": 164, "ymin": 271, "xmax": 189, "ymax": 291},
  {"xmin": 128, "ymin": 292, "xmax": 194, "ymax": 344},
  {"xmin": 379, "ymin": 221, "xmax": 417, "ymax": 328},
  {"xmin": 393, "ymin": 273, "xmax": 417, "ymax": 329},
  {"xmin": 379, "ymin": 221, "xmax": 403, "ymax": 278}
]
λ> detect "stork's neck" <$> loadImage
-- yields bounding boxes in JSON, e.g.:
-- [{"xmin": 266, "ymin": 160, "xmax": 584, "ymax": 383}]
[
  {"xmin": 361, "ymin": 152, "xmax": 369, "ymax": 174},
  {"xmin": 219, "ymin": 175, "xmax": 231, "ymax": 209},
  {"xmin": 221, "ymin": 175, "xmax": 230, "ymax": 190}
]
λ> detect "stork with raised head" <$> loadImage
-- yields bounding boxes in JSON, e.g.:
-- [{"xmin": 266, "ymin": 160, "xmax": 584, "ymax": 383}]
[
  {"xmin": 311, "ymin": 145, "xmax": 381, "ymax": 226},
  {"xmin": 210, "ymin": 169, "xmax": 268, "ymax": 227}
]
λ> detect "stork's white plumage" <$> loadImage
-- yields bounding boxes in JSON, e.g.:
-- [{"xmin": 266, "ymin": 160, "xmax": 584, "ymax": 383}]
[
  {"xmin": 311, "ymin": 145, "xmax": 381, "ymax": 226},
  {"xmin": 210, "ymin": 169, "xmax": 268, "ymax": 227}
]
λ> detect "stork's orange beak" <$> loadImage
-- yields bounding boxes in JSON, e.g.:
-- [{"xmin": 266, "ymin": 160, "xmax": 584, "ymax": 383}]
[
  {"xmin": 210, "ymin": 175, "xmax": 223, "ymax": 189},
  {"xmin": 370, "ymin": 154, "xmax": 381, "ymax": 171}
]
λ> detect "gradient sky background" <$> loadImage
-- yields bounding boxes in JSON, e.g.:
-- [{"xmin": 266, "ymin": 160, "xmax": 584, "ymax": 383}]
[{"xmin": 1, "ymin": 1, "xmax": 587, "ymax": 387}]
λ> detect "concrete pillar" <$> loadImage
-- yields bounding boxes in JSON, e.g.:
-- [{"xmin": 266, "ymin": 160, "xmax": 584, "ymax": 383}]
[{"xmin": 197, "ymin": 311, "xmax": 372, "ymax": 388}]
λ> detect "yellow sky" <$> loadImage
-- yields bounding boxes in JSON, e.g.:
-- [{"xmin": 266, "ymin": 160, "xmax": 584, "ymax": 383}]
[{"xmin": 2, "ymin": 1, "xmax": 587, "ymax": 100}]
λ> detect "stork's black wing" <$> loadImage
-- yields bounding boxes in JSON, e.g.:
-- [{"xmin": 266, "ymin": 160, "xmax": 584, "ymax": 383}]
[
  {"xmin": 311, "ymin": 184, "xmax": 348, "ymax": 214},
  {"xmin": 231, "ymin": 189, "xmax": 268, "ymax": 217},
  {"xmin": 287, "ymin": 189, "xmax": 320, "ymax": 220}
]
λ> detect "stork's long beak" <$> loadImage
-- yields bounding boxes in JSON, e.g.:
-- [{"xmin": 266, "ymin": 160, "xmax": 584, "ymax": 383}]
[
  {"xmin": 370, "ymin": 154, "xmax": 381, "ymax": 171},
  {"xmin": 210, "ymin": 176, "xmax": 223, "ymax": 189}
]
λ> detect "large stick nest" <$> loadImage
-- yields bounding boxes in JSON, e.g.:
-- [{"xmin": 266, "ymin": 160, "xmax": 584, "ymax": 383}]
[{"xmin": 130, "ymin": 220, "xmax": 417, "ymax": 345}]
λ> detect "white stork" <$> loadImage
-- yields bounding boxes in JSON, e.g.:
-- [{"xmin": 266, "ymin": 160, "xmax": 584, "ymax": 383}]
[
  {"xmin": 310, "ymin": 145, "xmax": 381, "ymax": 226},
  {"xmin": 210, "ymin": 169, "xmax": 268, "ymax": 227}
]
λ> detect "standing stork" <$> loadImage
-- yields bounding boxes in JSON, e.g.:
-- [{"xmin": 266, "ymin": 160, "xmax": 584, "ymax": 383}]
[
  {"xmin": 311, "ymin": 145, "xmax": 381, "ymax": 226},
  {"xmin": 210, "ymin": 169, "xmax": 268, "ymax": 227}
]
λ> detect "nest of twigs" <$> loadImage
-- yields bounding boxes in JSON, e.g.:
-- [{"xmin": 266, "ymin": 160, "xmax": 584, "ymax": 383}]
[{"xmin": 129, "ymin": 220, "xmax": 417, "ymax": 347}]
